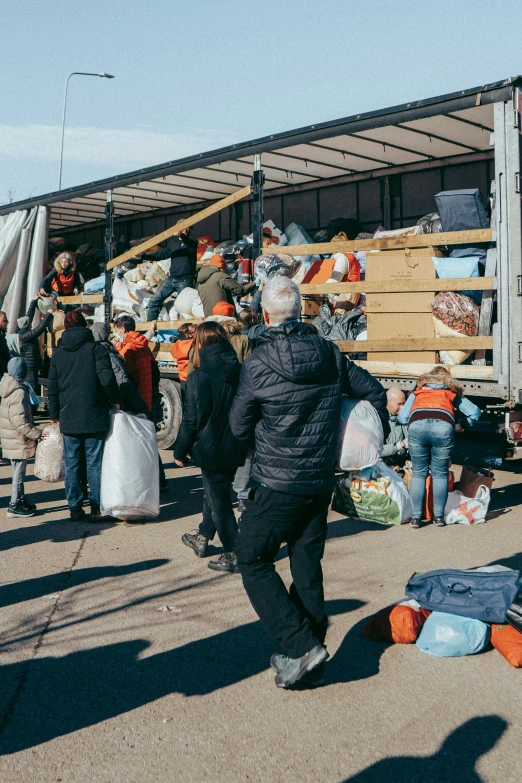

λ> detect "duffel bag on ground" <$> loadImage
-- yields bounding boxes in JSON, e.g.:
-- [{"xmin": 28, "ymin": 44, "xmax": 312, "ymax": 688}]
[
  {"xmin": 405, "ymin": 567, "xmax": 520, "ymax": 624},
  {"xmin": 417, "ymin": 612, "xmax": 490, "ymax": 657}
]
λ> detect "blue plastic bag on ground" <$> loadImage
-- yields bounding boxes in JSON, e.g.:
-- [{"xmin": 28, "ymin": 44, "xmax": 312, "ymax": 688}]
[{"xmin": 416, "ymin": 612, "xmax": 490, "ymax": 657}]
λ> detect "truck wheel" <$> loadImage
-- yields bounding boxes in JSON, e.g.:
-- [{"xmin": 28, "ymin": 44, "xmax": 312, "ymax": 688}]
[{"xmin": 156, "ymin": 379, "xmax": 182, "ymax": 450}]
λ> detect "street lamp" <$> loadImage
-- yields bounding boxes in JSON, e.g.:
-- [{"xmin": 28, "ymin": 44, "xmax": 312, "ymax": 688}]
[{"xmin": 58, "ymin": 71, "xmax": 115, "ymax": 190}]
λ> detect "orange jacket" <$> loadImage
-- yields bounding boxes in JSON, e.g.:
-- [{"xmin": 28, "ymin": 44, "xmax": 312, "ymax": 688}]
[
  {"xmin": 411, "ymin": 386, "xmax": 457, "ymax": 418},
  {"xmin": 343, "ymin": 253, "xmax": 362, "ymax": 282},
  {"xmin": 170, "ymin": 337, "xmax": 193, "ymax": 382},
  {"xmin": 51, "ymin": 271, "xmax": 76, "ymax": 294},
  {"xmin": 117, "ymin": 331, "xmax": 155, "ymax": 411}
]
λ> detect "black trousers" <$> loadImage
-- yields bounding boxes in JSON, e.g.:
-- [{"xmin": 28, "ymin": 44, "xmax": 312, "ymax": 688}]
[
  {"xmin": 199, "ymin": 469, "xmax": 238, "ymax": 552},
  {"xmin": 237, "ymin": 485, "xmax": 330, "ymax": 659}
]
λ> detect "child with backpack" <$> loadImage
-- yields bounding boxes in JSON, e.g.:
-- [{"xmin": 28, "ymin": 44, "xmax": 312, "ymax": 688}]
[{"xmin": 398, "ymin": 366, "xmax": 481, "ymax": 529}]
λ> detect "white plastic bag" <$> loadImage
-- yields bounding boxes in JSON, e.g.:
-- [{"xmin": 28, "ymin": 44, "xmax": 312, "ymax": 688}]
[
  {"xmin": 444, "ymin": 485, "xmax": 490, "ymax": 525},
  {"xmin": 34, "ymin": 424, "xmax": 64, "ymax": 483},
  {"xmin": 332, "ymin": 461, "xmax": 413, "ymax": 525},
  {"xmin": 173, "ymin": 287, "xmax": 199, "ymax": 318},
  {"xmin": 337, "ymin": 398, "xmax": 384, "ymax": 471},
  {"xmin": 417, "ymin": 612, "xmax": 490, "ymax": 657},
  {"xmin": 100, "ymin": 411, "xmax": 159, "ymax": 520}
]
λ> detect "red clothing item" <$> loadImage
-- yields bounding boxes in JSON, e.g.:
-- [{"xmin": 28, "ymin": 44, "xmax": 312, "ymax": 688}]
[
  {"xmin": 117, "ymin": 331, "xmax": 155, "ymax": 411},
  {"xmin": 343, "ymin": 253, "xmax": 362, "ymax": 282},
  {"xmin": 170, "ymin": 337, "xmax": 193, "ymax": 382},
  {"xmin": 51, "ymin": 271, "xmax": 76, "ymax": 295}
]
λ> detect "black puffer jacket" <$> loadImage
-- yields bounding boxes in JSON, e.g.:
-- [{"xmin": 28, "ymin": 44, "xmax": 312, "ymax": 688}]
[
  {"xmin": 141, "ymin": 234, "xmax": 197, "ymax": 279},
  {"xmin": 229, "ymin": 321, "xmax": 388, "ymax": 495},
  {"xmin": 48, "ymin": 327, "xmax": 121, "ymax": 435},
  {"xmin": 174, "ymin": 342, "xmax": 247, "ymax": 471},
  {"xmin": 18, "ymin": 299, "xmax": 53, "ymax": 390}
]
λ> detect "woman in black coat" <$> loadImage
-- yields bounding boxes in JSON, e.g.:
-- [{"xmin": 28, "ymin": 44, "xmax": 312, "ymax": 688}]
[
  {"xmin": 174, "ymin": 322, "xmax": 247, "ymax": 574},
  {"xmin": 17, "ymin": 295, "xmax": 53, "ymax": 394}
]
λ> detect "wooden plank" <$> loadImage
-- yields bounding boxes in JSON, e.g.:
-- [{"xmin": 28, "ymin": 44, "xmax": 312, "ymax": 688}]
[
  {"xmin": 354, "ymin": 360, "xmax": 495, "ymax": 381},
  {"xmin": 299, "ymin": 277, "xmax": 496, "ymax": 295},
  {"xmin": 473, "ymin": 247, "xmax": 497, "ymax": 365},
  {"xmin": 107, "ymin": 184, "xmax": 252, "ymax": 270},
  {"xmin": 268, "ymin": 228, "xmax": 493, "ymax": 256},
  {"xmin": 57, "ymin": 293, "xmax": 104, "ymax": 304},
  {"xmin": 336, "ymin": 337, "xmax": 493, "ymax": 352}
]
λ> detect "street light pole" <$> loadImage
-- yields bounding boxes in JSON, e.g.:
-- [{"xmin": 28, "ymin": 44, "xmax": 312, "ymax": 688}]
[{"xmin": 58, "ymin": 71, "xmax": 115, "ymax": 191}]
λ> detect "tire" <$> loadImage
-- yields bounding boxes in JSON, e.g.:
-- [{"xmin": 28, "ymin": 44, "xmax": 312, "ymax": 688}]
[{"xmin": 155, "ymin": 378, "xmax": 182, "ymax": 450}]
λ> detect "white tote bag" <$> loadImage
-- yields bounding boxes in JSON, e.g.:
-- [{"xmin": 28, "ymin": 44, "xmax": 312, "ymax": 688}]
[
  {"xmin": 444, "ymin": 485, "xmax": 491, "ymax": 525},
  {"xmin": 337, "ymin": 398, "xmax": 384, "ymax": 471},
  {"xmin": 100, "ymin": 411, "xmax": 160, "ymax": 520}
]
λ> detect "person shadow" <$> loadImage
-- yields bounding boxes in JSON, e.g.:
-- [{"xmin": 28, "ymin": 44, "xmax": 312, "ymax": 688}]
[
  {"xmin": 0, "ymin": 598, "xmax": 364, "ymax": 755},
  {"xmin": 341, "ymin": 715, "xmax": 507, "ymax": 782}
]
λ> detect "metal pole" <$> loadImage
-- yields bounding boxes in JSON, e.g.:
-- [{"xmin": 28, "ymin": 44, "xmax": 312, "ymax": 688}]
[
  {"xmin": 252, "ymin": 153, "xmax": 264, "ymax": 261},
  {"xmin": 104, "ymin": 190, "xmax": 114, "ymax": 325},
  {"xmin": 58, "ymin": 74, "xmax": 73, "ymax": 191}
]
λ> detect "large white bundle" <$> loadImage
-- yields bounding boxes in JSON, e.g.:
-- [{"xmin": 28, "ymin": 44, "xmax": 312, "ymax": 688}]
[
  {"xmin": 100, "ymin": 411, "xmax": 159, "ymax": 520},
  {"xmin": 34, "ymin": 424, "xmax": 64, "ymax": 483},
  {"xmin": 337, "ymin": 398, "xmax": 384, "ymax": 471},
  {"xmin": 173, "ymin": 287, "xmax": 199, "ymax": 317}
]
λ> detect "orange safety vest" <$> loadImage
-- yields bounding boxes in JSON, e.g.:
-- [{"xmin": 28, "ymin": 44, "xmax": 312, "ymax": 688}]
[{"xmin": 411, "ymin": 386, "xmax": 457, "ymax": 417}]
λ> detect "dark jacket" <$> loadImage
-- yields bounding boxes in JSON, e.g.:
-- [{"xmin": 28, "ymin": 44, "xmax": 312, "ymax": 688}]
[
  {"xmin": 103, "ymin": 341, "xmax": 149, "ymax": 416},
  {"xmin": 18, "ymin": 300, "xmax": 53, "ymax": 386},
  {"xmin": 229, "ymin": 321, "xmax": 388, "ymax": 495},
  {"xmin": 197, "ymin": 265, "xmax": 256, "ymax": 317},
  {"xmin": 0, "ymin": 332, "xmax": 11, "ymax": 379},
  {"xmin": 142, "ymin": 234, "xmax": 197, "ymax": 279},
  {"xmin": 48, "ymin": 327, "xmax": 121, "ymax": 435},
  {"xmin": 174, "ymin": 341, "xmax": 247, "ymax": 471}
]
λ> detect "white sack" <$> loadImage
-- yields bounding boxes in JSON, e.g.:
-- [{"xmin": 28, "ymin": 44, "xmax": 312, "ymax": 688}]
[
  {"xmin": 444, "ymin": 485, "xmax": 491, "ymax": 525},
  {"xmin": 34, "ymin": 424, "xmax": 64, "ymax": 483},
  {"xmin": 338, "ymin": 398, "xmax": 383, "ymax": 471},
  {"xmin": 173, "ymin": 287, "xmax": 199, "ymax": 317},
  {"xmin": 192, "ymin": 298, "xmax": 205, "ymax": 318},
  {"xmin": 100, "ymin": 411, "xmax": 159, "ymax": 520}
]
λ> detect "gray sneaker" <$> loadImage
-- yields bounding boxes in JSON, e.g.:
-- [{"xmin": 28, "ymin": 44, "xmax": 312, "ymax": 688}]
[
  {"xmin": 181, "ymin": 530, "xmax": 209, "ymax": 557},
  {"xmin": 270, "ymin": 653, "xmax": 325, "ymax": 688},
  {"xmin": 273, "ymin": 644, "xmax": 329, "ymax": 689}
]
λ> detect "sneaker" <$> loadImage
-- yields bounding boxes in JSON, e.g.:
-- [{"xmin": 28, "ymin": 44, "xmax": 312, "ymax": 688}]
[
  {"xmin": 208, "ymin": 552, "xmax": 240, "ymax": 574},
  {"xmin": 70, "ymin": 508, "xmax": 86, "ymax": 522},
  {"xmin": 7, "ymin": 502, "xmax": 35, "ymax": 518},
  {"xmin": 270, "ymin": 654, "xmax": 325, "ymax": 688},
  {"xmin": 433, "ymin": 516, "xmax": 446, "ymax": 527},
  {"xmin": 20, "ymin": 497, "xmax": 37, "ymax": 513},
  {"xmin": 89, "ymin": 511, "xmax": 114, "ymax": 523},
  {"xmin": 237, "ymin": 499, "xmax": 247, "ymax": 513},
  {"xmin": 181, "ymin": 530, "xmax": 209, "ymax": 558},
  {"xmin": 273, "ymin": 644, "xmax": 329, "ymax": 689},
  {"xmin": 410, "ymin": 517, "xmax": 421, "ymax": 529}
]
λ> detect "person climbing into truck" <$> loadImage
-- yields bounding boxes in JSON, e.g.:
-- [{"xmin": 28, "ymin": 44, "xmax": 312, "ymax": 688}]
[
  {"xmin": 40, "ymin": 252, "xmax": 81, "ymax": 297},
  {"xmin": 139, "ymin": 228, "xmax": 198, "ymax": 321},
  {"xmin": 16, "ymin": 293, "xmax": 54, "ymax": 395}
]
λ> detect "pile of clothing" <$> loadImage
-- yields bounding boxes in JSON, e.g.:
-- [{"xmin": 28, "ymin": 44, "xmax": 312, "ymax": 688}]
[{"xmin": 363, "ymin": 565, "xmax": 522, "ymax": 668}]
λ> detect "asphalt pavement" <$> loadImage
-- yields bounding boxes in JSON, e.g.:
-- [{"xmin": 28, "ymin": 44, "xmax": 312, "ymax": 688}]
[{"xmin": 1, "ymin": 436, "xmax": 522, "ymax": 782}]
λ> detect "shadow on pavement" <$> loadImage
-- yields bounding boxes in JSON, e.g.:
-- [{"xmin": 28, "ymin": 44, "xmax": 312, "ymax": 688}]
[
  {"xmin": 341, "ymin": 715, "xmax": 507, "ymax": 782},
  {"xmin": 488, "ymin": 551, "xmax": 522, "ymax": 572},
  {"xmin": 0, "ymin": 559, "xmax": 169, "ymax": 609},
  {"xmin": 0, "ymin": 519, "xmax": 114, "ymax": 553},
  {"xmin": 327, "ymin": 617, "xmax": 389, "ymax": 686},
  {"xmin": 0, "ymin": 598, "xmax": 362, "ymax": 754}
]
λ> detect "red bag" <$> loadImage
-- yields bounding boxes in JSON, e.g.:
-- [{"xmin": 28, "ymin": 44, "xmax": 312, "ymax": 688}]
[
  {"xmin": 363, "ymin": 601, "xmax": 431, "ymax": 644},
  {"xmin": 424, "ymin": 471, "xmax": 455, "ymax": 520},
  {"xmin": 491, "ymin": 624, "xmax": 522, "ymax": 668}
]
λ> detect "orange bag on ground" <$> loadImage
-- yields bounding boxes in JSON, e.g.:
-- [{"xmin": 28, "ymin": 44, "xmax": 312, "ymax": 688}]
[
  {"xmin": 363, "ymin": 600, "xmax": 431, "ymax": 644},
  {"xmin": 491, "ymin": 624, "xmax": 522, "ymax": 668},
  {"xmin": 424, "ymin": 471, "xmax": 455, "ymax": 520}
]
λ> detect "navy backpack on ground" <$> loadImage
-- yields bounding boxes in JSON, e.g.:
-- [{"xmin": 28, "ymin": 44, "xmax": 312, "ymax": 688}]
[{"xmin": 405, "ymin": 568, "xmax": 520, "ymax": 624}]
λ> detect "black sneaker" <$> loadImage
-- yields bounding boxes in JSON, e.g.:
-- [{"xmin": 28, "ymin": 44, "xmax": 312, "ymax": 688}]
[
  {"xmin": 410, "ymin": 517, "xmax": 421, "ymax": 529},
  {"xmin": 208, "ymin": 552, "xmax": 240, "ymax": 574},
  {"xmin": 433, "ymin": 516, "xmax": 446, "ymax": 527},
  {"xmin": 237, "ymin": 499, "xmax": 247, "ymax": 513},
  {"xmin": 270, "ymin": 654, "xmax": 325, "ymax": 688},
  {"xmin": 70, "ymin": 508, "xmax": 86, "ymax": 522},
  {"xmin": 273, "ymin": 644, "xmax": 329, "ymax": 689},
  {"xmin": 7, "ymin": 502, "xmax": 35, "ymax": 518},
  {"xmin": 20, "ymin": 497, "xmax": 37, "ymax": 513},
  {"xmin": 181, "ymin": 530, "xmax": 209, "ymax": 558}
]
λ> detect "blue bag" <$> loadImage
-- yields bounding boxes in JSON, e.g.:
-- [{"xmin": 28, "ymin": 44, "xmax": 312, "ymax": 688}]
[
  {"xmin": 417, "ymin": 612, "xmax": 490, "ymax": 657},
  {"xmin": 405, "ymin": 568, "xmax": 520, "ymax": 624},
  {"xmin": 435, "ymin": 189, "xmax": 489, "ymax": 231},
  {"xmin": 432, "ymin": 256, "xmax": 482, "ymax": 304}
]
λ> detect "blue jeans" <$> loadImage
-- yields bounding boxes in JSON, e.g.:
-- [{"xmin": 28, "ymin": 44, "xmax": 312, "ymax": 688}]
[
  {"xmin": 63, "ymin": 433, "xmax": 105, "ymax": 512},
  {"xmin": 147, "ymin": 276, "xmax": 192, "ymax": 320},
  {"xmin": 408, "ymin": 419, "xmax": 455, "ymax": 519}
]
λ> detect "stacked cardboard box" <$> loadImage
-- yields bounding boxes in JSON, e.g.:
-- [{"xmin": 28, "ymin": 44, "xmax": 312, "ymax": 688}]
[{"xmin": 365, "ymin": 247, "xmax": 443, "ymax": 362}]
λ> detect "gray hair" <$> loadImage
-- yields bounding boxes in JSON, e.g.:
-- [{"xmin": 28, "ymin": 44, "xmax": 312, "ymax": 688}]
[{"xmin": 261, "ymin": 277, "xmax": 301, "ymax": 322}]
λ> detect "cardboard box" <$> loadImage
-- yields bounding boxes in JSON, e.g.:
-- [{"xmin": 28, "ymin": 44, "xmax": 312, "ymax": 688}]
[
  {"xmin": 367, "ymin": 312, "xmax": 438, "ymax": 363},
  {"xmin": 365, "ymin": 292, "xmax": 433, "ymax": 313},
  {"xmin": 365, "ymin": 247, "xmax": 443, "ymax": 282}
]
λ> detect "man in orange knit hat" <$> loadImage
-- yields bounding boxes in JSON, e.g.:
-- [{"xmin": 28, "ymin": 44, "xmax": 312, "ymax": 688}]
[{"xmin": 197, "ymin": 255, "xmax": 256, "ymax": 317}]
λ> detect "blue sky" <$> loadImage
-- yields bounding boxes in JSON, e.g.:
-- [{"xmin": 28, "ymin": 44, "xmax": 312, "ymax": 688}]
[{"xmin": 1, "ymin": 0, "xmax": 520, "ymax": 205}]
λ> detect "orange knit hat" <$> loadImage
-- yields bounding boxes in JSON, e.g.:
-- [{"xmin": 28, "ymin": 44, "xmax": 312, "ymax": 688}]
[
  {"xmin": 212, "ymin": 301, "xmax": 236, "ymax": 317},
  {"xmin": 208, "ymin": 254, "xmax": 226, "ymax": 270}
]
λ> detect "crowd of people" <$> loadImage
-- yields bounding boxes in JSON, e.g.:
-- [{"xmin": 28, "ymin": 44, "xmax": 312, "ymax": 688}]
[{"xmin": 0, "ymin": 243, "xmax": 482, "ymax": 690}]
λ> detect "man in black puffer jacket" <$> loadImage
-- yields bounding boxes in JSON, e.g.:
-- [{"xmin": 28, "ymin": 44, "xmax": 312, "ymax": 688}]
[
  {"xmin": 229, "ymin": 277, "xmax": 388, "ymax": 689},
  {"xmin": 48, "ymin": 311, "xmax": 121, "ymax": 521}
]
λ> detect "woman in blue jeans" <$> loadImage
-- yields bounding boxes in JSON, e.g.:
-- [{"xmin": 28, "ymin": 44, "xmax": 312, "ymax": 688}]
[{"xmin": 398, "ymin": 367, "xmax": 481, "ymax": 529}]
